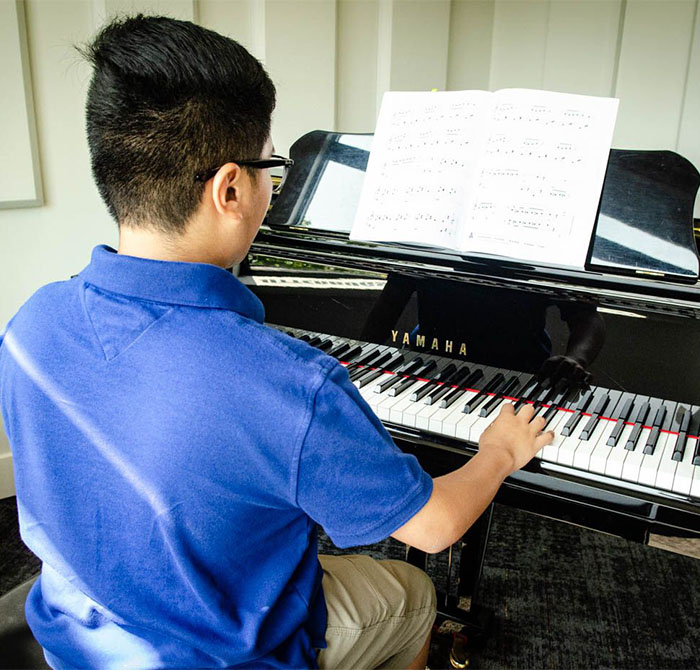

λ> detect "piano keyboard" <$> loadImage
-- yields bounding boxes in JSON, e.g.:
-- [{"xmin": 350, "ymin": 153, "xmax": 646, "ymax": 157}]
[{"xmin": 280, "ymin": 326, "xmax": 700, "ymax": 503}]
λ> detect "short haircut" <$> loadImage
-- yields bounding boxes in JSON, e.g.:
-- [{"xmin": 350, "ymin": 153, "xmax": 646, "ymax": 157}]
[{"xmin": 80, "ymin": 15, "xmax": 276, "ymax": 233}]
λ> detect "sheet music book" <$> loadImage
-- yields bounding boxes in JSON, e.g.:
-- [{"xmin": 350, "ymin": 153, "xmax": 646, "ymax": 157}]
[{"xmin": 350, "ymin": 88, "xmax": 619, "ymax": 269}]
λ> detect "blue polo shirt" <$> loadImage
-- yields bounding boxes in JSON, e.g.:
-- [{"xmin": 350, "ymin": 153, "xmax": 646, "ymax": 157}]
[{"xmin": 0, "ymin": 245, "xmax": 432, "ymax": 669}]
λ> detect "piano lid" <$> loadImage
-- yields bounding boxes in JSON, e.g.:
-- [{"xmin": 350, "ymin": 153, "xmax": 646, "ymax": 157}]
[{"xmin": 257, "ymin": 130, "xmax": 700, "ymax": 317}]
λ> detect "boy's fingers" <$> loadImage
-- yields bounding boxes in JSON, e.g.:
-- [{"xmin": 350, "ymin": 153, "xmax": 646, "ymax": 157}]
[
  {"xmin": 500, "ymin": 402, "xmax": 515, "ymax": 416},
  {"xmin": 535, "ymin": 430, "xmax": 555, "ymax": 449},
  {"xmin": 530, "ymin": 415, "xmax": 547, "ymax": 432},
  {"xmin": 515, "ymin": 402, "xmax": 535, "ymax": 420}
]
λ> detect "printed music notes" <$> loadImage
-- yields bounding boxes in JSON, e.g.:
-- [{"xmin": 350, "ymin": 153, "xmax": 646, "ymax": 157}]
[{"xmin": 351, "ymin": 88, "xmax": 618, "ymax": 269}]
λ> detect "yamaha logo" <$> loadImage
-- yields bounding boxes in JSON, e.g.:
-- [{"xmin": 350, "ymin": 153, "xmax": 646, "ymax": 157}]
[{"xmin": 390, "ymin": 330, "xmax": 467, "ymax": 357}]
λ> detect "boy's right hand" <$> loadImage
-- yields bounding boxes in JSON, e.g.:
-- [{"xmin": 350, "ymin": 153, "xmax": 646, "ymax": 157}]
[{"xmin": 478, "ymin": 402, "xmax": 554, "ymax": 475}]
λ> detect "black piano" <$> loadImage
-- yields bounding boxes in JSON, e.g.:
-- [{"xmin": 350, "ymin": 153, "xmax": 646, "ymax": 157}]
[{"xmin": 245, "ymin": 130, "xmax": 700, "ymax": 645}]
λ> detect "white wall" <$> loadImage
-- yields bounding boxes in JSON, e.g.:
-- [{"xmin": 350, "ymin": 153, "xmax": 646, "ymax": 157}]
[{"xmin": 1, "ymin": 0, "xmax": 700, "ymax": 497}]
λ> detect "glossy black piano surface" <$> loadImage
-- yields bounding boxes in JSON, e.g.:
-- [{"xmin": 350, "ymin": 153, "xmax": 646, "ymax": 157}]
[{"xmin": 246, "ymin": 130, "xmax": 700, "ymax": 543}]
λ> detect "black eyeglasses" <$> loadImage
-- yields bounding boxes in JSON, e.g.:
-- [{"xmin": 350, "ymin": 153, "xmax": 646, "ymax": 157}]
[{"xmin": 194, "ymin": 155, "xmax": 294, "ymax": 195}]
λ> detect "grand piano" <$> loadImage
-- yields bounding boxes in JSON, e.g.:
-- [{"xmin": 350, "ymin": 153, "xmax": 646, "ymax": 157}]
[{"xmin": 244, "ymin": 130, "xmax": 700, "ymax": 644}]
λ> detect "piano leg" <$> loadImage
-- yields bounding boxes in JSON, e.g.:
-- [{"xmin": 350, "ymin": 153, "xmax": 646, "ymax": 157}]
[{"xmin": 405, "ymin": 507, "xmax": 495, "ymax": 668}]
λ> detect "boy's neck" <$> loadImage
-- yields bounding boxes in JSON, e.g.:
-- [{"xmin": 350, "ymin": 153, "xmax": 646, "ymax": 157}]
[{"xmin": 117, "ymin": 220, "xmax": 232, "ymax": 268}]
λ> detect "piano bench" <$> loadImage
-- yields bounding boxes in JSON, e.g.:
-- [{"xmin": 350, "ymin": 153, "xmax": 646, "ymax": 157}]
[{"xmin": 0, "ymin": 575, "xmax": 49, "ymax": 670}]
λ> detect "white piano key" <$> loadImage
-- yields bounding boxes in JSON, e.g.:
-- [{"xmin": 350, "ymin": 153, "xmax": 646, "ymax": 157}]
[
  {"xmin": 572, "ymin": 417, "xmax": 616, "ymax": 471},
  {"xmin": 455, "ymin": 404, "xmax": 490, "ymax": 442},
  {"xmin": 555, "ymin": 414, "xmax": 594, "ymax": 467},
  {"xmin": 440, "ymin": 390, "xmax": 480, "ymax": 437},
  {"xmin": 388, "ymin": 386, "xmax": 425, "ymax": 426},
  {"xmin": 691, "ymin": 463, "xmax": 700, "ymax": 499},
  {"xmin": 539, "ymin": 408, "xmax": 573, "ymax": 462},
  {"xmin": 358, "ymin": 372, "xmax": 394, "ymax": 405},
  {"xmin": 655, "ymin": 433, "xmax": 679, "ymax": 491},
  {"xmin": 586, "ymin": 419, "xmax": 621, "ymax": 474},
  {"xmin": 465, "ymin": 395, "xmax": 509, "ymax": 442},
  {"xmin": 374, "ymin": 382, "xmax": 414, "ymax": 421},
  {"xmin": 621, "ymin": 431, "xmax": 649, "ymax": 482},
  {"xmin": 604, "ymin": 424, "xmax": 634, "ymax": 478},
  {"xmin": 415, "ymin": 402, "xmax": 445, "ymax": 431},
  {"xmin": 637, "ymin": 431, "xmax": 670, "ymax": 487},
  {"xmin": 672, "ymin": 436, "xmax": 697, "ymax": 496},
  {"xmin": 400, "ymin": 393, "xmax": 437, "ymax": 427}
]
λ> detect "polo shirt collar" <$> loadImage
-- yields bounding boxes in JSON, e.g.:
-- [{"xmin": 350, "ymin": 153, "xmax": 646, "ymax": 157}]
[{"xmin": 79, "ymin": 245, "xmax": 264, "ymax": 323}]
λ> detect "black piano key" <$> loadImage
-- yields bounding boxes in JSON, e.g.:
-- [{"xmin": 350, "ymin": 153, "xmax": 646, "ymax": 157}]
[
  {"xmin": 672, "ymin": 408, "xmax": 691, "ymax": 461},
  {"xmin": 642, "ymin": 405, "xmax": 668, "ymax": 454},
  {"xmin": 348, "ymin": 365, "xmax": 368, "ymax": 382},
  {"xmin": 414, "ymin": 359, "xmax": 437, "ymax": 379},
  {"xmin": 317, "ymin": 338, "xmax": 334, "ymax": 352},
  {"xmin": 644, "ymin": 426, "xmax": 661, "ymax": 455},
  {"xmin": 435, "ymin": 363, "xmax": 458, "ymax": 382},
  {"xmin": 409, "ymin": 362, "xmax": 454, "ymax": 401},
  {"xmin": 327, "ymin": 342, "xmax": 350, "ymax": 359},
  {"xmin": 560, "ymin": 389, "xmax": 594, "ymax": 436},
  {"xmin": 512, "ymin": 377, "xmax": 541, "ymax": 411},
  {"xmin": 479, "ymin": 375, "xmax": 520, "ymax": 417},
  {"xmin": 561, "ymin": 412, "xmax": 582, "ymax": 437},
  {"xmin": 439, "ymin": 369, "xmax": 484, "ymax": 409},
  {"xmin": 366, "ymin": 349, "xmax": 394, "ymax": 370},
  {"xmin": 340, "ymin": 344, "xmax": 363, "ymax": 363},
  {"xmin": 410, "ymin": 381, "xmax": 434, "ymax": 402},
  {"xmin": 607, "ymin": 396, "xmax": 635, "ymax": 447},
  {"xmin": 297, "ymin": 333, "xmax": 312, "ymax": 342},
  {"xmin": 354, "ymin": 347, "xmax": 384, "ymax": 368},
  {"xmin": 307, "ymin": 335, "xmax": 323, "ymax": 348},
  {"xmin": 579, "ymin": 394, "xmax": 610, "ymax": 440},
  {"xmin": 357, "ymin": 353, "xmax": 404, "ymax": 388},
  {"xmin": 349, "ymin": 352, "xmax": 385, "ymax": 380},
  {"xmin": 426, "ymin": 367, "xmax": 471, "ymax": 405},
  {"xmin": 625, "ymin": 402, "xmax": 651, "ymax": 451},
  {"xmin": 390, "ymin": 376, "xmax": 420, "ymax": 397},
  {"xmin": 389, "ymin": 360, "xmax": 437, "ymax": 397},
  {"xmin": 652, "ymin": 404, "xmax": 667, "ymax": 428},
  {"xmin": 463, "ymin": 373, "xmax": 505, "ymax": 414},
  {"xmin": 689, "ymin": 408, "xmax": 700, "ymax": 438},
  {"xmin": 375, "ymin": 357, "xmax": 423, "ymax": 394},
  {"xmin": 693, "ymin": 443, "xmax": 700, "ymax": 466},
  {"xmin": 358, "ymin": 368, "xmax": 385, "ymax": 388},
  {"xmin": 541, "ymin": 403, "xmax": 560, "ymax": 428}
]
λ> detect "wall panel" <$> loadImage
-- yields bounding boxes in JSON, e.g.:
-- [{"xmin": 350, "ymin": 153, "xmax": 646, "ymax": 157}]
[
  {"xmin": 0, "ymin": 0, "xmax": 42, "ymax": 208},
  {"xmin": 336, "ymin": 0, "xmax": 379, "ymax": 133},
  {"xmin": 388, "ymin": 0, "xmax": 451, "ymax": 92},
  {"xmin": 198, "ymin": 0, "xmax": 254, "ymax": 51},
  {"xmin": 613, "ymin": 0, "xmax": 696, "ymax": 150},
  {"xmin": 446, "ymin": 0, "xmax": 495, "ymax": 91},
  {"xmin": 543, "ymin": 0, "xmax": 623, "ymax": 97},
  {"xmin": 677, "ymin": 0, "xmax": 700, "ymax": 215},
  {"xmin": 265, "ymin": 0, "xmax": 337, "ymax": 153},
  {"xmin": 489, "ymin": 0, "xmax": 549, "ymax": 90}
]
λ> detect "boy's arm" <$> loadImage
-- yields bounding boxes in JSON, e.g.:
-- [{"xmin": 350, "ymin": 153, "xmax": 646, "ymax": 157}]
[{"xmin": 391, "ymin": 403, "xmax": 553, "ymax": 554}]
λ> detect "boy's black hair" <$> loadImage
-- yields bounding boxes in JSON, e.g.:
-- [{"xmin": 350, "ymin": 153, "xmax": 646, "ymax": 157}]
[{"xmin": 80, "ymin": 15, "xmax": 276, "ymax": 233}]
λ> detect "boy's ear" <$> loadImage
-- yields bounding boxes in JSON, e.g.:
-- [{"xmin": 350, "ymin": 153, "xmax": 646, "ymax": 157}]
[{"xmin": 211, "ymin": 163, "xmax": 243, "ymax": 216}]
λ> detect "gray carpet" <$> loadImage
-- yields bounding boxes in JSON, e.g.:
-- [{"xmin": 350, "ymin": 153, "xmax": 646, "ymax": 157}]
[{"xmin": 2, "ymin": 496, "xmax": 699, "ymax": 668}]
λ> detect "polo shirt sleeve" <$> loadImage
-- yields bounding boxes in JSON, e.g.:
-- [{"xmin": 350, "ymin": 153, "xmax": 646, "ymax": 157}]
[{"xmin": 295, "ymin": 362, "xmax": 433, "ymax": 548}]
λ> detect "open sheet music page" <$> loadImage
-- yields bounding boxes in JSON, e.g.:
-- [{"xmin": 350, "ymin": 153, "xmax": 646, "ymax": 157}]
[
  {"xmin": 457, "ymin": 89, "xmax": 619, "ymax": 268},
  {"xmin": 350, "ymin": 88, "xmax": 618, "ymax": 270},
  {"xmin": 350, "ymin": 90, "xmax": 492, "ymax": 249}
]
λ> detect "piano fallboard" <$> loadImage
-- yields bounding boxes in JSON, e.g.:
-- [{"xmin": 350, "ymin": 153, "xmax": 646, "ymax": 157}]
[{"xmin": 276, "ymin": 325, "xmax": 700, "ymax": 541}]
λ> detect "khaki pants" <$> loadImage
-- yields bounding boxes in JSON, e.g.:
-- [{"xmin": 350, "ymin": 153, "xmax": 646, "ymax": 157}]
[{"xmin": 317, "ymin": 554, "xmax": 437, "ymax": 670}]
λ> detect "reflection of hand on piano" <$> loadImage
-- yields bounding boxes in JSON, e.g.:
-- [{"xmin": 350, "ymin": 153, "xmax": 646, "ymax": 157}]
[{"xmin": 537, "ymin": 354, "xmax": 592, "ymax": 388}]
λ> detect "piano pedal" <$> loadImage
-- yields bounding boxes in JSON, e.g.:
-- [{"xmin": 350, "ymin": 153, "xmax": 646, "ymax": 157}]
[
  {"xmin": 432, "ymin": 596, "xmax": 491, "ymax": 669},
  {"xmin": 449, "ymin": 633, "xmax": 470, "ymax": 669}
]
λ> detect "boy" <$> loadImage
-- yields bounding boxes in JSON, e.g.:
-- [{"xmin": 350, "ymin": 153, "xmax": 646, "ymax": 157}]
[{"xmin": 0, "ymin": 15, "xmax": 552, "ymax": 669}]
